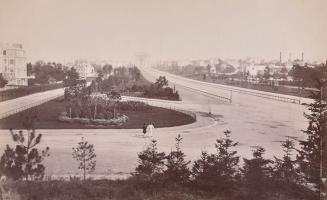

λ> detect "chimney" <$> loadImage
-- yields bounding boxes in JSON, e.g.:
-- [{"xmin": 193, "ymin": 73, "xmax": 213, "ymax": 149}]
[
  {"xmin": 280, "ymin": 52, "xmax": 282, "ymax": 63},
  {"xmin": 301, "ymin": 52, "xmax": 304, "ymax": 61}
]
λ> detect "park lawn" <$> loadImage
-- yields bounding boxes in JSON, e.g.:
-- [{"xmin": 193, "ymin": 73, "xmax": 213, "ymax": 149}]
[{"xmin": 0, "ymin": 97, "xmax": 195, "ymax": 129}]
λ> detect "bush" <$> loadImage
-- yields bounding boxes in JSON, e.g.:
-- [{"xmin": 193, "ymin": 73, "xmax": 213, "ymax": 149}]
[{"xmin": 117, "ymin": 101, "xmax": 151, "ymax": 111}]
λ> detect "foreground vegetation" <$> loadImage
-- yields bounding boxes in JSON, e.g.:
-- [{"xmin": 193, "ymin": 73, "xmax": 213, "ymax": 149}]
[{"xmin": 0, "ymin": 133, "xmax": 320, "ymax": 200}]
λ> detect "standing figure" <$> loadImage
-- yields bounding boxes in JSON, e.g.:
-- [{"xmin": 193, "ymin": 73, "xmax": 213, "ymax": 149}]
[
  {"xmin": 147, "ymin": 122, "xmax": 155, "ymax": 137},
  {"xmin": 142, "ymin": 123, "xmax": 147, "ymax": 136}
]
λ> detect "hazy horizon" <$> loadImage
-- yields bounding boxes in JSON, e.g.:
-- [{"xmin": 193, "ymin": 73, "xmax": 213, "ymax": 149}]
[{"xmin": 0, "ymin": 0, "xmax": 326, "ymax": 63}]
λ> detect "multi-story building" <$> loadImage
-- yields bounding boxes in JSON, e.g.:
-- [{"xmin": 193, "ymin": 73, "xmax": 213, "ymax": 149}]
[{"xmin": 0, "ymin": 43, "xmax": 29, "ymax": 86}]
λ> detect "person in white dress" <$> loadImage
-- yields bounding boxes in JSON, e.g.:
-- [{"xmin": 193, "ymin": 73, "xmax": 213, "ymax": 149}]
[{"xmin": 147, "ymin": 122, "xmax": 154, "ymax": 137}]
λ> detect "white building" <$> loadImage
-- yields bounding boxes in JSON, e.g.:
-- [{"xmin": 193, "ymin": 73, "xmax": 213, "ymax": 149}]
[
  {"xmin": 0, "ymin": 43, "xmax": 29, "ymax": 86},
  {"xmin": 73, "ymin": 60, "xmax": 97, "ymax": 79},
  {"xmin": 247, "ymin": 64, "xmax": 267, "ymax": 76}
]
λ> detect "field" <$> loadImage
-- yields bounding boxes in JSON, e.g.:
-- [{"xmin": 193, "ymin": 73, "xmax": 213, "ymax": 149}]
[{"xmin": 0, "ymin": 97, "xmax": 195, "ymax": 129}]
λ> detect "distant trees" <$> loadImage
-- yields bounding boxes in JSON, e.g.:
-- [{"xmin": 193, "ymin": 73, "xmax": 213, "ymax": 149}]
[
  {"xmin": 63, "ymin": 67, "xmax": 80, "ymax": 87},
  {"xmin": 144, "ymin": 76, "xmax": 180, "ymax": 100},
  {"xmin": 102, "ymin": 64, "xmax": 113, "ymax": 78},
  {"xmin": 72, "ymin": 137, "xmax": 96, "ymax": 181},
  {"xmin": 222, "ymin": 65, "xmax": 236, "ymax": 73},
  {"xmin": 263, "ymin": 66, "xmax": 271, "ymax": 80},
  {"xmin": 31, "ymin": 61, "xmax": 67, "ymax": 85},
  {"xmin": 0, "ymin": 126, "xmax": 50, "ymax": 181},
  {"xmin": 155, "ymin": 76, "xmax": 168, "ymax": 88},
  {"xmin": 0, "ymin": 73, "xmax": 8, "ymax": 88}
]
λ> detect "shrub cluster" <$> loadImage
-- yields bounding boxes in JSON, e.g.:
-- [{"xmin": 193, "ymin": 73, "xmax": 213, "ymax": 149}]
[
  {"xmin": 132, "ymin": 131, "xmax": 318, "ymax": 200},
  {"xmin": 116, "ymin": 101, "xmax": 151, "ymax": 111}
]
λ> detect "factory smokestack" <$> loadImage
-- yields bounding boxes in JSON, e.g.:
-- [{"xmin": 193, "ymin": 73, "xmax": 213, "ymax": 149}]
[{"xmin": 280, "ymin": 52, "xmax": 282, "ymax": 63}]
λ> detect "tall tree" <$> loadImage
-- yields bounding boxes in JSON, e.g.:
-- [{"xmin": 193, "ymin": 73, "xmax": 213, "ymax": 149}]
[
  {"xmin": 72, "ymin": 137, "xmax": 96, "ymax": 181},
  {"xmin": 297, "ymin": 63, "xmax": 327, "ymax": 193}
]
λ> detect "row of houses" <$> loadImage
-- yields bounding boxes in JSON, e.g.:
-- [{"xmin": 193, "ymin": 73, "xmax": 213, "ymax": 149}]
[
  {"xmin": 0, "ymin": 43, "xmax": 131, "ymax": 87},
  {"xmin": 158, "ymin": 57, "xmax": 308, "ymax": 79}
]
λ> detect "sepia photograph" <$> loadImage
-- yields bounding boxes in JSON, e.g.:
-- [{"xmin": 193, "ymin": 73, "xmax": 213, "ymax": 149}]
[{"xmin": 0, "ymin": 0, "xmax": 326, "ymax": 199}]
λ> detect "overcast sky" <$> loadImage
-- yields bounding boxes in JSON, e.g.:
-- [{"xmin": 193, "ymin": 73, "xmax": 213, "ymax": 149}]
[{"xmin": 0, "ymin": 0, "xmax": 326, "ymax": 63}]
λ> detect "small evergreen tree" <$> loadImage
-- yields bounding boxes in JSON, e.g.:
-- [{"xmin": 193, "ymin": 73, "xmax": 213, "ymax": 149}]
[
  {"xmin": 273, "ymin": 137, "xmax": 300, "ymax": 192},
  {"xmin": 242, "ymin": 146, "xmax": 273, "ymax": 199},
  {"xmin": 135, "ymin": 140, "xmax": 166, "ymax": 177},
  {"xmin": 134, "ymin": 140, "xmax": 166, "ymax": 192},
  {"xmin": 164, "ymin": 134, "xmax": 191, "ymax": 184},
  {"xmin": 0, "ymin": 128, "xmax": 50, "ymax": 181},
  {"xmin": 72, "ymin": 137, "xmax": 96, "ymax": 181},
  {"xmin": 192, "ymin": 130, "xmax": 240, "ymax": 193}
]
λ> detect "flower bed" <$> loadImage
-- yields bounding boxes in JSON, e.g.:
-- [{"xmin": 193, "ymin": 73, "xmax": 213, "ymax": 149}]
[{"xmin": 58, "ymin": 112, "xmax": 129, "ymax": 126}]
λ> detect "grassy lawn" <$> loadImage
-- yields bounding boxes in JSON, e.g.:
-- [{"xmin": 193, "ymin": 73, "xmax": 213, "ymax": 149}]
[
  {"xmin": 0, "ymin": 97, "xmax": 195, "ymax": 129},
  {"xmin": 0, "ymin": 83, "xmax": 63, "ymax": 102}
]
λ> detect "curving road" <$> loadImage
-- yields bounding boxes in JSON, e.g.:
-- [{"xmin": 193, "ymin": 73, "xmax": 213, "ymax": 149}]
[{"xmin": 0, "ymin": 67, "xmax": 311, "ymax": 179}]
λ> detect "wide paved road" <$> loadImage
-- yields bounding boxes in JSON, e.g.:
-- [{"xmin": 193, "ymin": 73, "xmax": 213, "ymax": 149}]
[{"xmin": 0, "ymin": 67, "xmax": 311, "ymax": 179}]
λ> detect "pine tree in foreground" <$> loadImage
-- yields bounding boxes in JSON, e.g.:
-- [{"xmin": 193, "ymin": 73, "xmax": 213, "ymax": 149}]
[
  {"xmin": 72, "ymin": 137, "xmax": 96, "ymax": 181},
  {"xmin": 242, "ymin": 146, "xmax": 273, "ymax": 199},
  {"xmin": 192, "ymin": 130, "xmax": 240, "ymax": 193},
  {"xmin": 296, "ymin": 63, "xmax": 327, "ymax": 193},
  {"xmin": 134, "ymin": 140, "xmax": 166, "ymax": 192},
  {"xmin": 0, "ymin": 128, "xmax": 50, "ymax": 181},
  {"xmin": 164, "ymin": 134, "xmax": 191, "ymax": 185},
  {"xmin": 135, "ymin": 140, "xmax": 166, "ymax": 177}
]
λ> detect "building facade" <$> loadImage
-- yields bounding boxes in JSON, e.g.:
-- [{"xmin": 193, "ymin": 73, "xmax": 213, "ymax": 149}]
[
  {"xmin": 73, "ymin": 60, "xmax": 97, "ymax": 79},
  {"xmin": 0, "ymin": 43, "xmax": 28, "ymax": 86}
]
